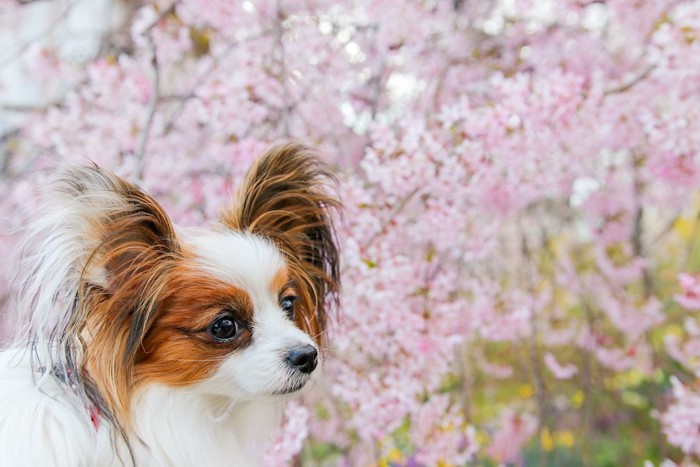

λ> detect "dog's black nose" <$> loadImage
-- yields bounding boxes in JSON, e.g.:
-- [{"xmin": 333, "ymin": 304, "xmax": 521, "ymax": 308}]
[{"xmin": 286, "ymin": 345, "xmax": 318, "ymax": 374}]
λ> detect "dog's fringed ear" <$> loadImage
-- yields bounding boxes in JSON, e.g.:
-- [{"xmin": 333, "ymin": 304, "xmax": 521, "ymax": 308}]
[
  {"xmin": 222, "ymin": 143, "xmax": 340, "ymax": 343},
  {"xmin": 19, "ymin": 164, "xmax": 181, "ymax": 429},
  {"xmin": 75, "ymin": 167, "xmax": 181, "ymax": 423}
]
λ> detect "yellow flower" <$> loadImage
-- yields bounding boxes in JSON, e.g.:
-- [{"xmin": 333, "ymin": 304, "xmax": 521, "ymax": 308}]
[
  {"xmin": 571, "ymin": 390, "xmax": 585, "ymax": 408},
  {"xmin": 555, "ymin": 430, "xmax": 575, "ymax": 448},
  {"xmin": 541, "ymin": 428, "xmax": 555, "ymax": 452},
  {"xmin": 476, "ymin": 430, "xmax": 491, "ymax": 446},
  {"xmin": 518, "ymin": 384, "xmax": 534, "ymax": 399},
  {"xmin": 387, "ymin": 448, "xmax": 402, "ymax": 462},
  {"xmin": 673, "ymin": 217, "xmax": 694, "ymax": 240}
]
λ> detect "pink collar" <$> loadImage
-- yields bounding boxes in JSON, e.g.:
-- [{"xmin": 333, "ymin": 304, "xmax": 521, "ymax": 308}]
[
  {"xmin": 49, "ymin": 365, "xmax": 101, "ymax": 430},
  {"xmin": 89, "ymin": 404, "xmax": 101, "ymax": 430}
]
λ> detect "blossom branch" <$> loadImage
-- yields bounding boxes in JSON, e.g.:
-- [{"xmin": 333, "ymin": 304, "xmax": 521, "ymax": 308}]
[
  {"xmin": 134, "ymin": 35, "xmax": 159, "ymax": 182},
  {"xmin": 274, "ymin": 0, "xmax": 290, "ymax": 137},
  {"xmin": 604, "ymin": 65, "xmax": 656, "ymax": 96},
  {"xmin": 520, "ymin": 229, "xmax": 552, "ymax": 437},
  {"xmin": 161, "ymin": 29, "xmax": 274, "ymax": 134},
  {"xmin": 0, "ymin": 0, "xmax": 79, "ymax": 70},
  {"xmin": 361, "ymin": 187, "xmax": 420, "ymax": 253},
  {"xmin": 143, "ymin": 2, "xmax": 177, "ymax": 35}
]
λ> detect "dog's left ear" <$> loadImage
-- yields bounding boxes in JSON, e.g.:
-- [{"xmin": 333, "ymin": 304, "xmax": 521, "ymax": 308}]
[{"xmin": 222, "ymin": 143, "xmax": 340, "ymax": 343}]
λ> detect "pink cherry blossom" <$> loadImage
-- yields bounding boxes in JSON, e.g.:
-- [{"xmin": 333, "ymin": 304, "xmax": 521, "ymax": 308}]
[
  {"xmin": 676, "ymin": 273, "xmax": 700, "ymax": 311},
  {"xmin": 544, "ymin": 352, "xmax": 578, "ymax": 380},
  {"xmin": 486, "ymin": 409, "xmax": 538, "ymax": 464},
  {"xmin": 3, "ymin": 0, "xmax": 700, "ymax": 463},
  {"xmin": 661, "ymin": 378, "xmax": 700, "ymax": 458}
]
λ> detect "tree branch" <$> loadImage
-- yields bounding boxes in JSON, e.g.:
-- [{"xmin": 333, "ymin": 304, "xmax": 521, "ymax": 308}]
[
  {"xmin": 274, "ymin": 0, "xmax": 290, "ymax": 137},
  {"xmin": 161, "ymin": 29, "xmax": 274, "ymax": 134},
  {"xmin": 363, "ymin": 188, "xmax": 420, "ymax": 252},
  {"xmin": 0, "ymin": 0, "xmax": 81, "ymax": 70},
  {"xmin": 143, "ymin": 2, "xmax": 177, "ymax": 35},
  {"xmin": 134, "ymin": 36, "xmax": 159, "ymax": 182},
  {"xmin": 604, "ymin": 65, "xmax": 656, "ymax": 96}
]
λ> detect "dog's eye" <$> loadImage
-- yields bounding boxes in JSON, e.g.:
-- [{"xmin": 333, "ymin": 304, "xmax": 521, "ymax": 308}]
[
  {"xmin": 208, "ymin": 315, "xmax": 239, "ymax": 341},
  {"xmin": 280, "ymin": 296, "xmax": 297, "ymax": 320}
]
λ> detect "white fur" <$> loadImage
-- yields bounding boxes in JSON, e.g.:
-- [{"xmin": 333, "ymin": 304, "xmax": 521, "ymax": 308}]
[
  {"xmin": 0, "ymin": 348, "xmax": 288, "ymax": 466},
  {"xmin": 129, "ymin": 385, "xmax": 284, "ymax": 466},
  {"xmin": 0, "ymin": 349, "xmax": 117, "ymax": 466},
  {"xmin": 1, "ymin": 225, "xmax": 320, "ymax": 466},
  {"xmin": 13, "ymin": 168, "xmax": 128, "ymax": 365},
  {"xmin": 188, "ymin": 231, "xmax": 319, "ymax": 397}
]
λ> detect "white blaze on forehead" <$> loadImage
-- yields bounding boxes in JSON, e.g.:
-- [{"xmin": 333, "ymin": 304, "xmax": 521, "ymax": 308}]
[
  {"xmin": 183, "ymin": 230, "xmax": 314, "ymax": 352},
  {"xmin": 185, "ymin": 230, "xmax": 317, "ymax": 399},
  {"xmin": 186, "ymin": 231, "xmax": 285, "ymax": 304}
]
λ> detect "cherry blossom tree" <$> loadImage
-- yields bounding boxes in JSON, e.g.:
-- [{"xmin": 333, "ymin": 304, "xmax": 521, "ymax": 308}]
[{"xmin": 2, "ymin": 0, "xmax": 700, "ymax": 464}]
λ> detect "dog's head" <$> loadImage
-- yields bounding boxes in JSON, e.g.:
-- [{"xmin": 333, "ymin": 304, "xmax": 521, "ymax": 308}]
[{"xmin": 24, "ymin": 143, "xmax": 339, "ymax": 425}]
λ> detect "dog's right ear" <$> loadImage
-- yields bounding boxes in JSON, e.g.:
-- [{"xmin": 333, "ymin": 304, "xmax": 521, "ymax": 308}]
[
  {"xmin": 221, "ymin": 143, "xmax": 341, "ymax": 344},
  {"xmin": 18, "ymin": 164, "xmax": 181, "ymax": 424}
]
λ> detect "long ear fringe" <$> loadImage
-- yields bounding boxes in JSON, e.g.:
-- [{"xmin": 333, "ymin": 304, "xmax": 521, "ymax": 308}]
[
  {"xmin": 14, "ymin": 164, "xmax": 135, "ymax": 363},
  {"xmin": 12, "ymin": 164, "xmax": 177, "ymax": 464},
  {"xmin": 222, "ymin": 143, "xmax": 341, "ymax": 343}
]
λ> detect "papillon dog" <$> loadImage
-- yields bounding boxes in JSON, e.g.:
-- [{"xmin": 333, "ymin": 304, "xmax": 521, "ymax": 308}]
[{"xmin": 0, "ymin": 143, "xmax": 340, "ymax": 466}]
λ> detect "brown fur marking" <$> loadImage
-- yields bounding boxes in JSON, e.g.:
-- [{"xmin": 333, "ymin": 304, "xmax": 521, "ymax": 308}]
[{"xmin": 221, "ymin": 143, "xmax": 341, "ymax": 345}]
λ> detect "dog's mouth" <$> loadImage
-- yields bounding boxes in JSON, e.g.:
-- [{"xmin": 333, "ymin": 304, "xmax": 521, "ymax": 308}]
[{"xmin": 274, "ymin": 379, "xmax": 308, "ymax": 395}]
